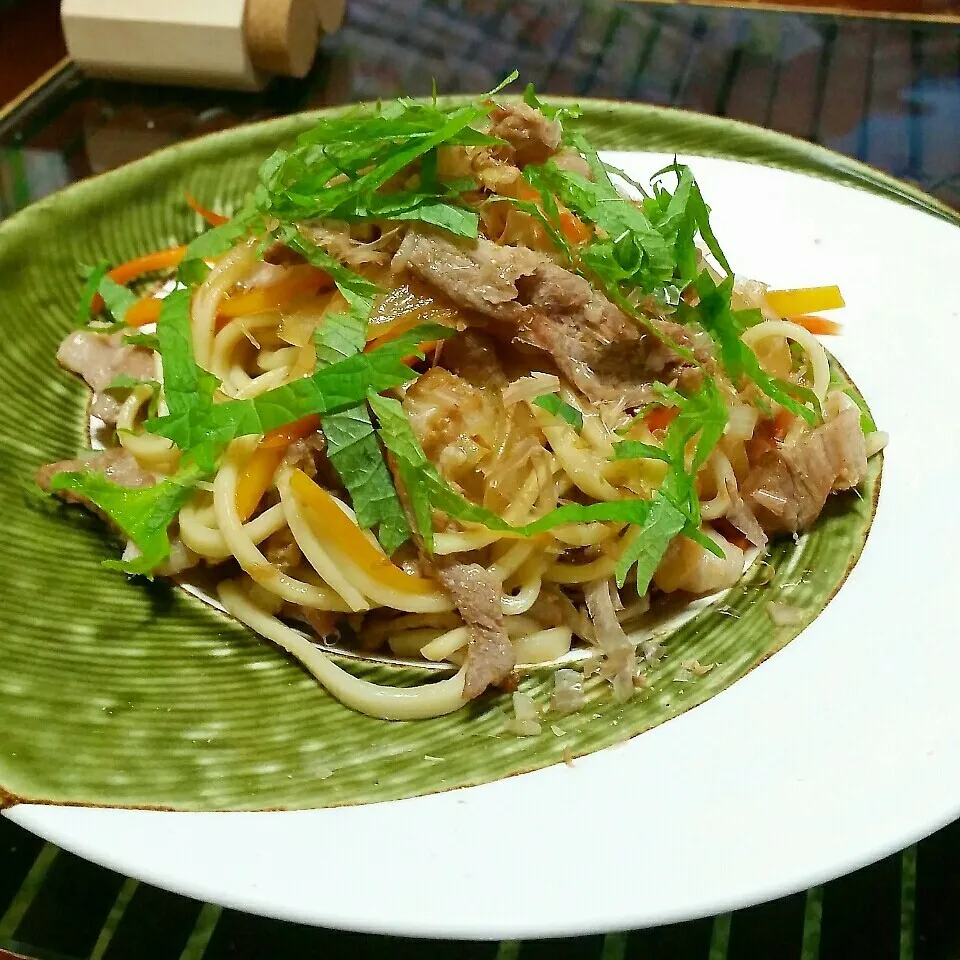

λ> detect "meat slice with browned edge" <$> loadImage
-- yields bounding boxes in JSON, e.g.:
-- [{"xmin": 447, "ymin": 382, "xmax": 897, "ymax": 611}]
[
  {"xmin": 393, "ymin": 230, "xmax": 694, "ymax": 406},
  {"xmin": 56, "ymin": 330, "xmax": 155, "ymax": 424},
  {"xmin": 36, "ymin": 448, "xmax": 155, "ymax": 504},
  {"xmin": 742, "ymin": 406, "xmax": 868, "ymax": 533},
  {"xmin": 435, "ymin": 558, "xmax": 514, "ymax": 700},
  {"xmin": 488, "ymin": 103, "xmax": 562, "ymax": 168}
]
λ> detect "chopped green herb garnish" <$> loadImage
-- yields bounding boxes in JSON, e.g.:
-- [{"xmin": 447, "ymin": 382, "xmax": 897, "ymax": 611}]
[
  {"xmin": 248, "ymin": 77, "xmax": 517, "ymax": 231},
  {"xmin": 368, "ymin": 393, "xmax": 665, "ymax": 549},
  {"xmin": 77, "ymin": 260, "xmax": 110, "ymax": 325},
  {"xmin": 123, "ymin": 332, "xmax": 160, "ymax": 351},
  {"xmin": 615, "ymin": 497, "xmax": 687, "ymax": 594},
  {"xmin": 529, "ymin": 161, "xmax": 674, "ymax": 289},
  {"xmin": 691, "ymin": 272, "xmax": 819, "ymax": 426},
  {"xmin": 49, "ymin": 462, "xmax": 204, "ymax": 576},
  {"xmin": 649, "ymin": 161, "xmax": 732, "ymax": 280},
  {"xmin": 609, "ymin": 440, "xmax": 671, "ymax": 463},
  {"xmin": 144, "ymin": 320, "xmax": 455, "ymax": 470},
  {"xmin": 105, "ymin": 374, "xmax": 162, "ymax": 418},
  {"xmin": 278, "ymin": 227, "xmax": 381, "ymax": 301},
  {"xmin": 97, "ymin": 275, "xmax": 138, "ymax": 325},
  {"xmin": 612, "ymin": 378, "xmax": 728, "ymax": 589},
  {"xmin": 522, "ymin": 84, "xmax": 582, "ymax": 124},
  {"xmin": 311, "ymin": 281, "xmax": 411, "ymax": 555},
  {"xmin": 532, "ymin": 393, "xmax": 583, "ymax": 431}
]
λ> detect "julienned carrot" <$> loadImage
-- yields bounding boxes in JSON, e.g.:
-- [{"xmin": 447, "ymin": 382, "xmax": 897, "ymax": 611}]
[
  {"xmin": 258, "ymin": 414, "xmax": 323, "ymax": 450},
  {"xmin": 365, "ymin": 312, "xmax": 435, "ymax": 348},
  {"xmin": 559, "ymin": 210, "xmax": 590, "ymax": 245},
  {"xmin": 772, "ymin": 408, "xmax": 795, "ymax": 441},
  {"xmin": 791, "ymin": 314, "xmax": 843, "ymax": 336},
  {"xmin": 234, "ymin": 414, "xmax": 324, "ymax": 520},
  {"xmin": 124, "ymin": 296, "xmax": 164, "ymax": 328},
  {"xmin": 512, "ymin": 182, "xmax": 542, "ymax": 204},
  {"xmin": 765, "ymin": 285, "xmax": 845, "ymax": 317},
  {"xmin": 90, "ymin": 245, "xmax": 187, "ymax": 314},
  {"xmin": 185, "ymin": 192, "xmax": 228, "ymax": 227},
  {"xmin": 504, "ymin": 182, "xmax": 589, "ymax": 246},
  {"xmin": 216, "ymin": 265, "xmax": 333, "ymax": 328},
  {"xmin": 235, "ymin": 445, "xmax": 288, "ymax": 522},
  {"xmin": 645, "ymin": 406, "xmax": 680, "ymax": 432},
  {"xmin": 290, "ymin": 469, "xmax": 437, "ymax": 594}
]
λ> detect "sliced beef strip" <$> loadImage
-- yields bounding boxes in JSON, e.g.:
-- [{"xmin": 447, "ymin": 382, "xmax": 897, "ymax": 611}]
[
  {"xmin": 741, "ymin": 406, "xmax": 868, "ymax": 534},
  {"xmin": 435, "ymin": 558, "xmax": 514, "ymax": 700},
  {"xmin": 393, "ymin": 230, "xmax": 696, "ymax": 406},
  {"xmin": 36, "ymin": 447, "xmax": 155, "ymax": 505},
  {"xmin": 282, "ymin": 431, "xmax": 344, "ymax": 495},
  {"xmin": 57, "ymin": 329, "xmax": 155, "ymax": 424},
  {"xmin": 438, "ymin": 329, "xmax": 509, "ymax": 390},
  {"xmin": 487, "ymin": 103, "xmax": 562, "ymax": 168}
]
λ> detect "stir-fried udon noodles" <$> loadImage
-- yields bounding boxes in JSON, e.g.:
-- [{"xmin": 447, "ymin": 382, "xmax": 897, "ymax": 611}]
[{"xmin": 38, "ymin": 78, "xmax": 885, "ymax": 725}]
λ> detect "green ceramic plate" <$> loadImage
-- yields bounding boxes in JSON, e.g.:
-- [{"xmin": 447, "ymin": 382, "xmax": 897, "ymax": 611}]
[
  {"xmin": 5, "ymin": 99, "xmax": 960, "ymax": 939},
  {"xmin": 0, "ymin": 100, "xmax": 892, "ymax": 813}
]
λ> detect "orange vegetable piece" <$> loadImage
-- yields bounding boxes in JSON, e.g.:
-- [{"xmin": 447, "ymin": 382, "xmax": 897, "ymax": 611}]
[
  {"xmin": 290, "ymin": 469, "xmax": 437, "ymax": 593},
  {"xmin": 771, "ymin": 408, "xmax": 795, "ymax": 442},
  {"xmin": 644, "ymin": 406, "xmax": 680, "ymax": 432},
  {"xmin": 512, "ymin": 182, "xmax": 542, "ymax": 203},
  {"xmin": 124, "ymin": 296, "xmax": 164, "ymax": 328},
  {"xmin": 791, "ymin": 314, "xmax": 842, "ymax": 336},
  {"xmin": 234, "ymin": 414, "xmax": 324, "ymax": 520},
  {"xmin": 185, "ymin": 192, "xmax": 228, "ymax": 227},
  {"xmin": 258, "ymin": 414, "xmax": 323, "ymax": 450},
  {"xmin": 216, "ymin": 265, "xmax": 333, "ymax": 328},
  {"xmin": 90, "ymin": 245, "xmax": 187, "ymax": 314},
  {"xmin": 235, "ymin": 445, "xmax": 288, "ymax": 522},
  {"xmin": 559, "ymin": 210, "xmax": 590, "ymax": 245},
  {"xmin": 364, "ymin": 311, "xmax": 430, "ymax": 348}
]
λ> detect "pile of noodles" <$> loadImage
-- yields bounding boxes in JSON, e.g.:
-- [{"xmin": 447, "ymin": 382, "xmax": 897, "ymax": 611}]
[
  {"xmin": 105, "ymin": 215, "xmax": 860, "ymax": 722},
  {"xmin": 49, "ymin": 85, "xmax": 886, "ymax": 726}
]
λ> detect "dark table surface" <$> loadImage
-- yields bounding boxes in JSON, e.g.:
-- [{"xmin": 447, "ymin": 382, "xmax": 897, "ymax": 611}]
[{"xmin": 1, "ymin": 0, "xmax": 959, "ymax": 957}]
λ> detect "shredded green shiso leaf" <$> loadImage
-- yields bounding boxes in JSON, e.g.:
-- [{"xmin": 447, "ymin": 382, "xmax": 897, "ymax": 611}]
[{"xmin": 52, "ymin": 74, "xmax": 822, "ymax": 583}]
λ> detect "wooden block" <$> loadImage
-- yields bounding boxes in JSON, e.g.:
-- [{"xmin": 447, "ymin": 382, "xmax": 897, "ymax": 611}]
[{"xmin": 61, "ymin": 0, "xmax": 345, "ymax": 90}]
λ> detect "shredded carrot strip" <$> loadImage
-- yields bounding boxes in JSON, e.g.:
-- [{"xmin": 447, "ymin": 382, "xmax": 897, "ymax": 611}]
[
  {"xmin": 124, "ymin": 297, "xmax": 164, "ymax": 328},
  {"xmin": 772, "ymin": 408, "xmax": 795, "ymax": 442},
  {"xmin": 90, "ymin": 246, "xmax": 187, "ymax": 314},
  {"xmin": 290, "ymin": 469, "xmax": 436, "ymax": 592},
  {"xmin": 364, "ymin": 311, "xmax": 442, "ymax": 348},
  {"xmin": 512, "ymin": 182, "xmax": 542, "ymax": 203},
  {"xmin": 765, "ymin": 285, "xmax": 845, "ymax": 317},
  {"xmin": 185, "ymin": 192, "xmax": 228, "ymax": 227},
  {"xmin": 791, "ymin": 314, "xmax": 843, "ymax": 336},
  {"xmin": 365, "ymin": 307, "xmax": 453, "ymax": 367},
  {"xmin": 216, "ymin": 265, "xmax": 333, "ymax": 327},
  {"xmin": 559, "ymin": 210, "xmax": 590, "ymax": 245},
  {"xmin": 234, "ymin": 415, "xmax": 324, "ymax": 520},
  {"xmin": 235, "ymin": 446, "xmax": 288, "ymax": 522},
  {"xmin": 258, "ymin": 414, "xmax": 324, "ymax": 450},
  {"xmin": 645, "ymin": 406, "xmax": 680, "ymax": 432}
]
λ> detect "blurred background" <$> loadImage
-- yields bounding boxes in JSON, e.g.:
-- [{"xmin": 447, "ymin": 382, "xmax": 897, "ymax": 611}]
[
  {"xmin": 1, "ymin": 1, "xmax": 959, "ymax": 958},
  {"xmin": 2, "ymin": 0, "xmax": 960, "ymax": 218}
]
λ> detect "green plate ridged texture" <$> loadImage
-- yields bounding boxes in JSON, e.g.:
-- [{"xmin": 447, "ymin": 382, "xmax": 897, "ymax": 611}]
[{"xmin": 0, "ymin": 101, "xmax": 890, "ymax": 811}]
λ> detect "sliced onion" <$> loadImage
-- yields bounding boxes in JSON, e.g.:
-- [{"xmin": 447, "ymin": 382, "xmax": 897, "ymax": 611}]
[
  {"xmin": 502, "ymin": 372, "xmax": 561, "ymax": 406},
  {"xmin": 726, "ymin": 403, "xmax": 760, "ymax": 441},
  {"xmin": 508, "ymin": 691, "xmax": 542, "ymax": 736},
  {"xmin": 865, "ymin": 431, "xmax": 889, "ymax": 458},
  {"xmin": 551, "ymin": 668, "xmax": 587, "ymax": 715}
]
